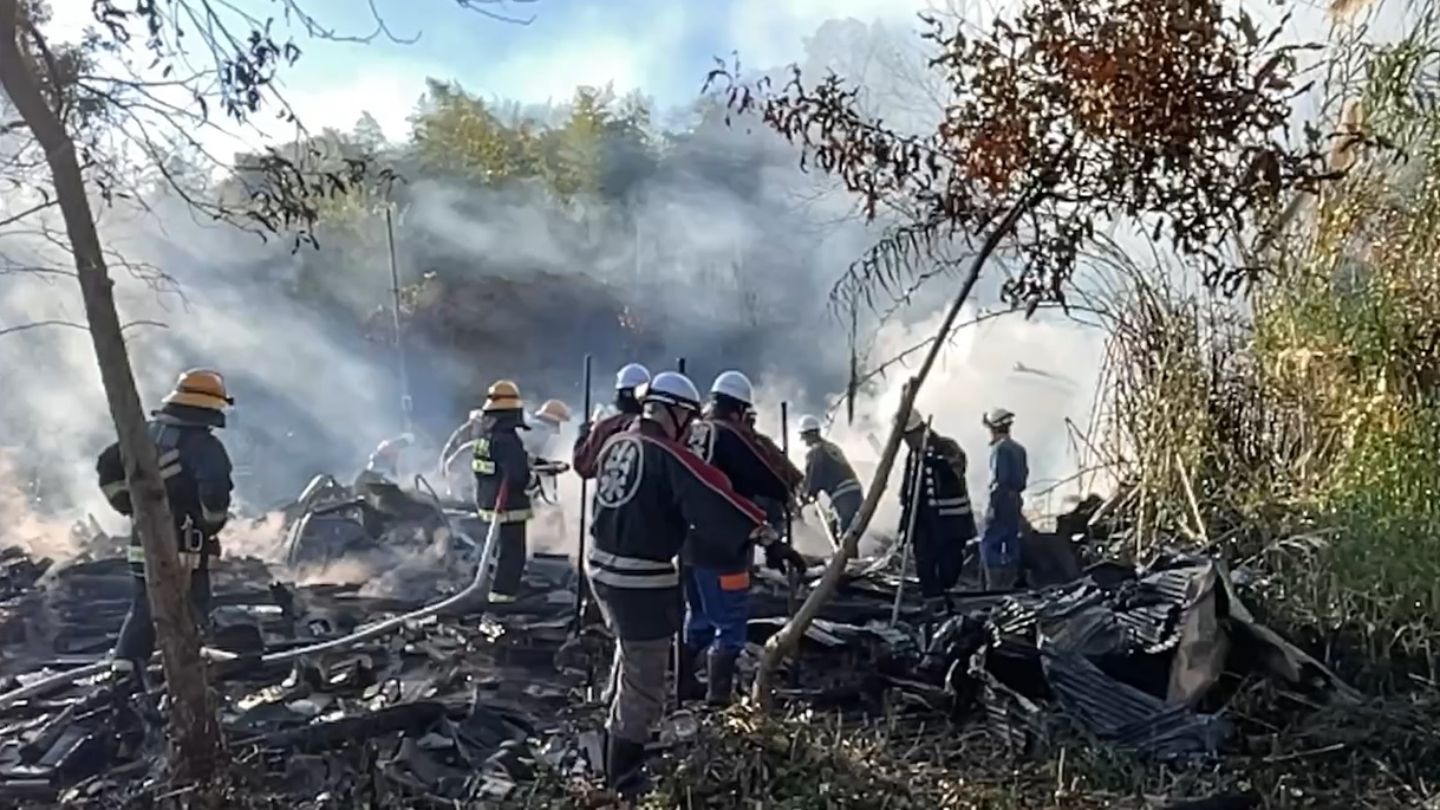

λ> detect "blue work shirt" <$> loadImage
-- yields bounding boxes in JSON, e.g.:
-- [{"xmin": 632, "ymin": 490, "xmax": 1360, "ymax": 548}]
[{"xmin": 981, "ymin": 435, "xmax": 1028, "ymax": 565}]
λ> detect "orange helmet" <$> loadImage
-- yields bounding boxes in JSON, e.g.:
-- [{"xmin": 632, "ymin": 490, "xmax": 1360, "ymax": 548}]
[
  {"xmin": 483, "ymin": 379, "xmax": 522, "ymax": 412},
  {"xmin": 162, "ymin": 369, "xmax": 232, "ymax": 412},
  {"xmin": 535, "ymin": 399, "xmax": 572, "ymax": 425}
]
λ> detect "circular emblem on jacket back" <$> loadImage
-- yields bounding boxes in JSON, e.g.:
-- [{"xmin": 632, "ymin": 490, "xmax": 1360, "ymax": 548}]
[
  {"xmin": 596, "ymin": 435, "xmax": 644, "ymax": 509},
  {"xmin": 685, "ymin": 421, "xmax": 715, "ymax": 461}
]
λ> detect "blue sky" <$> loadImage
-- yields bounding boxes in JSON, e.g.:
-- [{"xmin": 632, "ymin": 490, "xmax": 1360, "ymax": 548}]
[
  {"xmin": 42, "ymin": 0, "xmax": 1350, "ymax": 156},
  {"xmin": 50, "ymin": 0, "xmax": 939, "ymax": 144}
]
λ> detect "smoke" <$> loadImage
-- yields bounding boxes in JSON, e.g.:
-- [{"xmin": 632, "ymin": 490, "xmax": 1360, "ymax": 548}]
[
  {"xmin": 0, "ymin": 449, "xmax": 84, "ymax": 561},
  {"xmin": 0, "ymin": 14, "xmax": 1108, "ymax": 569},
  {"xmin": 220, "ymin": 511, "xmax": 291, "ymax": 562},
  {"xmin": 747, "ymin": 304, "xmax": 1107, "ymax": 552}
]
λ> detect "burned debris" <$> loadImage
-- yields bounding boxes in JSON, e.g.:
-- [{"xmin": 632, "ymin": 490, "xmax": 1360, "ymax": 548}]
[{"xmin": 0, "ymin": 461, "xmax": 1424, "ymax": 810}]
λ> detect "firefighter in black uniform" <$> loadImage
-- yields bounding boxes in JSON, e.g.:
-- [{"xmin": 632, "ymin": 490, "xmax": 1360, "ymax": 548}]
[
  {"xmin": 899, "ymin": 410, "xmax": 977, "ymax": 607},
  {"xmin": 472, "ymin": 380, "xmax": 533, "ymax": 602},
  {"xmin": 683, "ymin": 370, "xmax": 801, "ymax": 706},
  {"xmin": 573, "ymin": 362, "xmax": 649, "ymax": 479},
  {"xmin": 797, "ymin": 414, "xmax": 864, "ymax": 540},
  {"xmin": 98, "ymin": 369, "xmax": 234, "ymax": 674},
  {"xmin": 588, "ymin": 371, "xmax": 793, "ymax": 796}
]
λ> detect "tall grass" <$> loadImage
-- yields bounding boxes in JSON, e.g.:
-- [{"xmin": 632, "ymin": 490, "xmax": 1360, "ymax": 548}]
[{"xmin": 1093, "ymin": 2, "xmax": 1440, "ymax": 673}]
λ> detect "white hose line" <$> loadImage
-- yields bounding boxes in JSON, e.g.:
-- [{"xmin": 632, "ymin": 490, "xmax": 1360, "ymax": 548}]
[
  {"xmin": 205, "ymin": 493, "xmax": 503, "ymax": 665},
  {"xmin": 0, "ymin": 487, "xmax": 507, "ymax": 707}
]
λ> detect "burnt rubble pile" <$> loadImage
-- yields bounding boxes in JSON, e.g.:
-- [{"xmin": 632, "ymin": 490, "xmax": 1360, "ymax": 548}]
[
  {"xmin": 0, "ymin": 481, "xmax": 1377, "ymax": 806},
  {"xmin": 0, "ymin": 547, "xmax": 591, "ymax": 806},
  {"xmin": 918, "ymin": 555, "xmax": 1358, "ymax": 758}
]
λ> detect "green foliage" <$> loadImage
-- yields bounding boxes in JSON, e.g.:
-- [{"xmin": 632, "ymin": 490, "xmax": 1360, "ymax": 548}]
[
  {"xmin": 1104, "ymin": 9, "xmax": 1440, "ymax": 667},
  {"xmin": 410, "ymin": 79, "xmax": 544, "ymax": 185},
  {"xmin": 405, "ymin": 79, "xmax": 655, "ymax": 199}
]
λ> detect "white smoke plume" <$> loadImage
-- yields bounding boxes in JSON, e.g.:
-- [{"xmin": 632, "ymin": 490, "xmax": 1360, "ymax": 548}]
[{"xmin": 0, "ymin": 13, "xmax": 1114, "ymax": 571}]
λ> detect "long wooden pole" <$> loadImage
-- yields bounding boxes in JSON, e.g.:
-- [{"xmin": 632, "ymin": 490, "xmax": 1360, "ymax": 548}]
[
  {"xmin": 575, "ymin": 355, "xmax": 593, "ymax": 626},
  {"xmin": 673, "ymin": 356, "xmax": 688, "ymax": 707},
  {"xmin": 891, "ymin": 415, "xmax": 932, "ymax": 626}
]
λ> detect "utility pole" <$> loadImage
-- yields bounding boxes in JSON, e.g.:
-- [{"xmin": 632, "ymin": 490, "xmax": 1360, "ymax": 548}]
[{"xmin": 385, "ymin": 205, "xmax": 413, "ymax": 433}]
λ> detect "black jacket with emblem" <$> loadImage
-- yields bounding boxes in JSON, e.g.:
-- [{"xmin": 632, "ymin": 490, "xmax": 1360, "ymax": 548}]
[
  {"xmin": 803, "ymin": 439, "xmax": 863, "ymax": 504},
  {"xmin": 96, "ymin": 403, "xmax": 233, "ymax": 574},
  {"xmin": 683, "ymin": 417, "xmax": 792, "ymax": 569},
  {"xmin": 588, "ymin": 419, "xmax": 766, "ymax": 641},
  {"xmin": 472, "ymin": 411, "xmax": 533, "ymax": 522},
  {"xmin": 572, "ymin": 411, "xmax": 638, "ymax": 479},
  {"xmin": 900, "ymin": 434, "xmax": 978, "ymax": 543}
]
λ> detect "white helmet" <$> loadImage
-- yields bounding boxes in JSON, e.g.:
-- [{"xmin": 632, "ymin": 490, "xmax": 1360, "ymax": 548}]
[
  {"xmin": 983, "ymin": 407, "xmax": 1015, "ymax": 429},
  {"xmin": 616, "ymin": 363, "xmax": 651, "ymax": 391},
  {"xmin": 710, "ymin": 370, "xmax": 754, "ymax": 405},
  {"xmin": 798, "ymin": 414, "xmax": 822, "ymax": 434},
  {"xmin": 643, "ymin": 372, "xmax": 701, "ymax": 410}
]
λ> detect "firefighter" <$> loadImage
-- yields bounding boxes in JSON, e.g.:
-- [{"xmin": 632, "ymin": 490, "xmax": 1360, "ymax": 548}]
[
  {"xmin": 573, "ymin": 362, "xmax": 649, "ymax": 479},
  {"xmin": 472, "ymin": 380, "xmax": 533, "ymax": 602},
  {"xmin": 523, "ymin": 399, "xmax": 572, "ymax": 460},
  {"xmin": 683, "ymin": 370, "xmax": 801, "ymax": 705},
  {"xmin": 99, "ymin": 369, "xmax": 234, "ymax": 674},
  {"xmin": 357, "ymin": 433, "xmax": 414, "ymax": 486},
  {"xmin": 982, "ymin": 408, "xmax": 1028, "ymax": 590},
  {"xmin": 899, "ymin": 410, "xmax": 977, "ymax": 608},
  {"xmin": 439, "ymin": 406, "xmax": 486, "ymax": 498},
  {"xmin": 741, "ymin": 405, "xmax": 804, "ymax": 520},
  {"xmin": 797, "ymin": 415, "xmax": 864, "ymax": 540},
  {"xmin": 587, "ymin": 371, "xmax": 792, "ymax": 797}
]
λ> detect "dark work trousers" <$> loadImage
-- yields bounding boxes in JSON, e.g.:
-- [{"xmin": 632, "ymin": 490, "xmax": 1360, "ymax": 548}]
[
  {"xmin": 489, "ymin": 521, "xmax": 528, "ymax": 597},
  {"xmin": 829, "ymin": 490, "xmax": 862, "ymax": 540},
  {"xmin": 592, "ymin": 589, "xmax": 673, "ymax": 745},
  {"xmin": 912, "ymin": 520, "xmax": 965, "ymax": 598},
  {"xmin": 114, "ymin": 559, "xmax": 213, "ymax": 665}
]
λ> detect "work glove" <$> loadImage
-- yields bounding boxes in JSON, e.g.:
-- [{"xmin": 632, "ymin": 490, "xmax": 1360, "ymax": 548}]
[
  {"xmin": 750, "ymin": 524, "xmax": 780, "ymax": 547},
  {"xmin": 764, "ymin": 541, "xmax": 807, "ymax": 574}
]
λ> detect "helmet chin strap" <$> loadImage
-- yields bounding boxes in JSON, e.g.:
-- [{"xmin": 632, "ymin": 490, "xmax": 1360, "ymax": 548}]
[{"xmin": 654, "ymin": 403, "xmax": 696, "ymax": 440}]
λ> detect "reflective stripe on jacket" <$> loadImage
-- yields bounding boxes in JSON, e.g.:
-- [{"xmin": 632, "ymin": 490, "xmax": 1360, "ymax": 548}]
[
  {"xmin": 473, "ymin": 411, "xmax": 533, "ymax": 521},
  {"xmin": 589, "ymin": 420, "xmax": 765, "ymax": 641},
  {"xmin": 900, "ymin": 433, "xmax": 978, "ymax": 544},
  {"xmin": 96, "ymin": 403, "xmax": 233, "ymax": 574}
]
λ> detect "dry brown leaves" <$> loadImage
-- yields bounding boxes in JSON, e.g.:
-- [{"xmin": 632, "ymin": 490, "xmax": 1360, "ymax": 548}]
[{"xmin": 709, "ymin": 0, "xmax": 1338, "ymax": 310}]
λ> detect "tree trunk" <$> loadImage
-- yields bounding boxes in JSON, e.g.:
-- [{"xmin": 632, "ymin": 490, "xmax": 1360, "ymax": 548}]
[
  {"xmin": 751, "ymin": 192, "xmax": 1039, "ymax": 708},
  {"xmin": 0, "ymin": 0, "xmax": 224, "ymax": 783}
]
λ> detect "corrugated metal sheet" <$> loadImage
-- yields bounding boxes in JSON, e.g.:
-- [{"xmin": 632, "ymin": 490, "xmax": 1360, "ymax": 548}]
[{"xmin": 1040, "ymin": 641, "xmax": 1228, "ymax": 758}]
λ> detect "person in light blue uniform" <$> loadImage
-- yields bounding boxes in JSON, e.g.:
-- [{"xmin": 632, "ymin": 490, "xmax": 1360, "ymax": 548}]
[{"xmin": 981, "ymin": 408, "xmax": 1028, "ymax": 590}]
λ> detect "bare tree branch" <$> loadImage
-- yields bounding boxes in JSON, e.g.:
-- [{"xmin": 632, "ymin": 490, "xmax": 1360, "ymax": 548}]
[
  {"xmin": 0, "ymin": 195, "xmax": 55, "ymax": 228},
  {"xmin": 0, "ymin": 317, "xmax": 166, "ymax": 337}
]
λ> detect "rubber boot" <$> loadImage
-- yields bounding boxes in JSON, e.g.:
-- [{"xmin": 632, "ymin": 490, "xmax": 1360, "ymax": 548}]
[
  {"xmin": 605, "ymin": 734, "xmax": 649, "ymax": 800},
  {"xmin": 677, "ymin": 643, "xmax": 707, "ymax": 702},
  {"xmin": 705, "ymin": 648, "xmax": 738, "ymax": 707}
]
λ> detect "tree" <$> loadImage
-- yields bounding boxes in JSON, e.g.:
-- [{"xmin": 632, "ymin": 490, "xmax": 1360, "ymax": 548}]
[
  {"xmin": 0, "ymin": 0, "xmax": 532, "ymax": 789},
  {"xmin": 707, "ymin": 0, "xmax": 1342, "ymax": 706}
]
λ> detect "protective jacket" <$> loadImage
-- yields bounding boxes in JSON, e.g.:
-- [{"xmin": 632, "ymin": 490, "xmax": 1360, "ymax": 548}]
[
  {"xmin": 573, "ymin": 411, "xmax": 639, "ymax": 479},
  {"xmin": 684, "ymin": 418, "xmax": 792, "ymax": 568},
  {"xmin": 472, "ymin": 411, "xmax": 532, "ymax": 523},
  {"xmin": 588, "ymin": 420, "xmax": 765, "ymax": 641},
  {"xmin": 982, "ymin": 436, "xmax": 1029, "ymax": 565},
  {"xmin": 803, "ymin": 439, "xmax": 863, "ymax": 504},
  {"xmin": 522, "ymin": 414, "xmax": 561, "ymax": 460},
  {"xmin": 96, "ymin": 403, "xmax": 233, "ymax": 574},
  {"xmin": 439, "ymin": 414, "xmax": 481, "ymax": 472},
  {"xmin": 900, "ymin": 434, "xmax": 978, "ymax": 544}
]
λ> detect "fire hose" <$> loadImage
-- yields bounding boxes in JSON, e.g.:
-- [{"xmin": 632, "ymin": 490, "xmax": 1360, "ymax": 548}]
[{"xmin": 0, "ymin": 482, "xmax": 509, "ymax": 710}]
